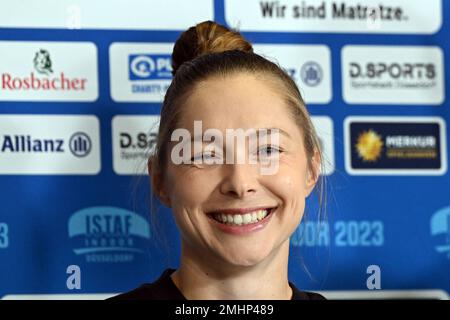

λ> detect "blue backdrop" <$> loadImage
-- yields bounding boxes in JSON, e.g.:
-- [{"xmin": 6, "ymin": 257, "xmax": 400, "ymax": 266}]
[{"xmin": 0, "ymin": 0, "xmax": 449, "ymax": 299}]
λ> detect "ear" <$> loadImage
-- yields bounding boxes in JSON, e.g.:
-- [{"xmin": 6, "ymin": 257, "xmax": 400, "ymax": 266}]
[
  {"xmin": 305, "ymin": 149, "xmax": 321, "ymax": 197},
  {"xmin": 148, "ymin": 157, "xmax": 172, "ymax": 208}
]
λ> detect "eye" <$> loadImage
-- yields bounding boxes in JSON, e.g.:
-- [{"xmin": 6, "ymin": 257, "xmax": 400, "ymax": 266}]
[
  {"xmin": 257, "ymin": 145, "xmax": 283, "ymax": 157},
  {"xmin": 190, "ymin": 151, "xmax": 217, "ymax": 163}
]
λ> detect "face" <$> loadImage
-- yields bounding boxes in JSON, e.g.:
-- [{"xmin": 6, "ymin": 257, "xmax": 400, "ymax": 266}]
[{"xmin": 155, "ymin": 73, "xmax": 318, "ymax": 268}]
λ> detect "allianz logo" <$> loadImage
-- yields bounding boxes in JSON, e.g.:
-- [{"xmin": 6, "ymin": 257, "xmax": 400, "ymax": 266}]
[
  {"xmin": 68, "ymin": 206, "xmax": 151, "ymax": 256},
  {"xmin": 0, "ymin": 132, "xmax": 91, "ymax": 157}
]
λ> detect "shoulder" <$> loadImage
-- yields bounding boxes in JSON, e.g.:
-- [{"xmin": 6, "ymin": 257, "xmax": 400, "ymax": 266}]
[
  {"xmin": 108, "ymin": 283, "xmax": 159, "ymax": 300},
  {"xmin": 296, "ymin": 291, "xmax": 327, "ymax": 300},
  {"xmin": 289, "ymin": 282, "xmax": 327, "ymax": 300},
  {"xmin": 108, "ymin": 269, "xmax": 185, "ymax": 300}
]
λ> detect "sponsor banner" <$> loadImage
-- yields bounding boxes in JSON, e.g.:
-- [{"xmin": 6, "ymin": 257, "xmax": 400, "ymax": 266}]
[
  {"xmin": 291, "ymin": 220, "xmax": 384, "ymax": 248},
  {"xmin": 68, "ymin": 206, "xmax": 151, "ymax": 263},
  {"xmin": 109, "ymin": 43, "xmax": 173, "ymax": 102},
  {"xmin": 112, "ymin": 115, "xmax": 160, "ymax": 175},
  {"xmin": 0, "ymin": 41, "xmax": 98, "ymax": 101},
  {"xmin": 344, "ymin": 117, "xmax": 447, "ymax": 175},
  {"xmin": 0, "ymin": 0, "xmax": 214, "ymax": 30},
  {"xmin": 342, "ymin": 45, "xmax": 444, "ymax": 105},
  {"xmin": 254, "ymin": 44, "xmax": 332, "ymax": 104},
  {"xmin": 311, "ymin": 116, "xmax": 335, "ymax": 175},
  {"xmin": 225, "ymin": 0, "xmax": 442, "ymax": 34},
  {"xmin": 0, "ymin": 115, "xmax": 101, "ymax": 174}
]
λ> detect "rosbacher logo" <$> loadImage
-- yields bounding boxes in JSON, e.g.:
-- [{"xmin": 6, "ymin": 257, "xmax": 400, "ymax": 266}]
[
  {"xmin": 0, "ymin": 41, "xmax": 98, "ymax": 101},
  {"xmin": 2, "ymin": 49, "xmax": 87, "ymax": 91}
]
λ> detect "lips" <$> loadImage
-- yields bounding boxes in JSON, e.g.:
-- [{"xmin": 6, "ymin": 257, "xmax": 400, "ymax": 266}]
[
  {"xmin": 207, "ymin": 206, "xmax": 277, "ymax": 215},
  {"xmin": 207, "ymin": 207, "xmax": 277, "ymax": 226}
]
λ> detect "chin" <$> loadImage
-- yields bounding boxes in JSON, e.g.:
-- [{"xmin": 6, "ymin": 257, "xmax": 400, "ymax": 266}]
[{"xmin": 220, "ymin": 248, "xmax": 273, "ymax": 268}]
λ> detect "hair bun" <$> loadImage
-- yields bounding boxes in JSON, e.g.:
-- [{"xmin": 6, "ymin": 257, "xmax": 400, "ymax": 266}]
[{"xmin": 171, "ymin": 20, "xmax": 253, "ymax": 75}]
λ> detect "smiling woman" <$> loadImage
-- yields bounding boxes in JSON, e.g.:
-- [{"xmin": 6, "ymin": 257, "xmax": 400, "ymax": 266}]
[{"xmin": 110, "ymin": 20, "xmax": 325, "ymax": 300}]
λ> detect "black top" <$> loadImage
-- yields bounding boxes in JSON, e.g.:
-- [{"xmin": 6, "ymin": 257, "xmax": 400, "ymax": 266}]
[{"xmin": 110, "ymin": 268, "xmax": 326, "ymax": 300}]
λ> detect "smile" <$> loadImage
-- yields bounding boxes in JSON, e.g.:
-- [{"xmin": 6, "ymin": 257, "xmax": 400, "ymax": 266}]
[
  {"xmin": 212, "ymin": 208, "xmax": 273, "ymax": 226},
  {"xmin": 206, "ymin": 206, "xmax": 277, "ymax": 235},
  {"xmin": 207, "ymin": 206, "xmax": 277, "ymax": 227}
]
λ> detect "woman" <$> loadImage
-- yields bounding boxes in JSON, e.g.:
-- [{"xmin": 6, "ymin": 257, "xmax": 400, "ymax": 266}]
[{"xmin": 112, "ymin": 20, "xmax": 325, "ymax": 300}]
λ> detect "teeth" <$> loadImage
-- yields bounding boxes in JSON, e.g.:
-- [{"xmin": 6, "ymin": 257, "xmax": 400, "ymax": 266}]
[
  {"xmin": 234, "ymin": 215, "xmax": 243, "ymax": 225},
  {"xmin": 257, "ymin": 210, "xmax": 264, "ymax": 220},
  {"xmin": 213, "ymin": 209, "xmax": 271, "ymax": 225}
]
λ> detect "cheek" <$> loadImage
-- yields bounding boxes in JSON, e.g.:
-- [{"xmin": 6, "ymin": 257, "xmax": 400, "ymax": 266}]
[
  {"xmin": 165, "ymin": 169, "xmax": 210, "ymax": 236},
  {"xmin": 270, "ymin": 174, "xmax": 306, "ymax": 220},
  {"xmin": 272, "ymin": 158, "xmax": 309, "ymax": 199},
  {"xmin": 167, "ymin": 166, "xmax": 214, "ymax": 210}
]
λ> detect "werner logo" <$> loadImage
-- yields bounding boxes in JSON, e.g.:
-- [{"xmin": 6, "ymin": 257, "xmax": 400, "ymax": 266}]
[
  {"xmin": 68, "ymin": 206, "xmax": 151, "ymax": 263},
  {"xmin": 0, "ymin": 115, "xmax": 100, "ymax": 174},
  {"xmin": 110, "ymin": 43, "xmax": 173, "ymax": 102},
  {"xmin": 112, "ymin": 115, "xmax": 160, "ymax": 175},
  {"xmin": 129, "ymin": 54, "xmax": 172, "ymax": 80},
  {"xmin": 344, "ymin": 117, "xmax": 447, "ymax": 175},
  {"xmin": 430, "ymin": 207, "xmax": 450, "ymax": 260},
  {"xmin": 0, "ymin": 41, "xmax": 98, "ymax": 101},
  {"xmin": 342, "ymin": 46, "xmax": 444, "ymax": 104}
]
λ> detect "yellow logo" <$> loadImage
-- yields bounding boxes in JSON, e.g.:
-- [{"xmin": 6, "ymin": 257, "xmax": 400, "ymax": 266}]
[{"xmin": 355, "ymin": 129, "xmax": 383, "ymax": 162}]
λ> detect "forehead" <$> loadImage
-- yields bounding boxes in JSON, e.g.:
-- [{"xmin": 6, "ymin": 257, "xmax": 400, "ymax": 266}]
[{"xmin": 179, "ymin": 73, "xmax": 295, "ymax": 131}]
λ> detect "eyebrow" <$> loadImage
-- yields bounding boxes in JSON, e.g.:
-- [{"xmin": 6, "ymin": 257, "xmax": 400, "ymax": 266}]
[
  {"xmin": 260, "ymin": 128, "xmax": 291, "ymax": 139},
  {"xmin": 189, "ymin": 127, "xmax": 291, "ymax": 142}
]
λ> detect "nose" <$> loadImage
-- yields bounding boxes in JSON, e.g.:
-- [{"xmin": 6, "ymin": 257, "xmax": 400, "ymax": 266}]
[{"xmin": 219, "ymin": 163, "xmax": 258, "ymax": 198}]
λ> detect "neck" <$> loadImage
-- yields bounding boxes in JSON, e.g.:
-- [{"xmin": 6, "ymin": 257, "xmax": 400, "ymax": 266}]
[{"xmin": 171, "ymin": 239, "xmax": 293, "ymax": 300}]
